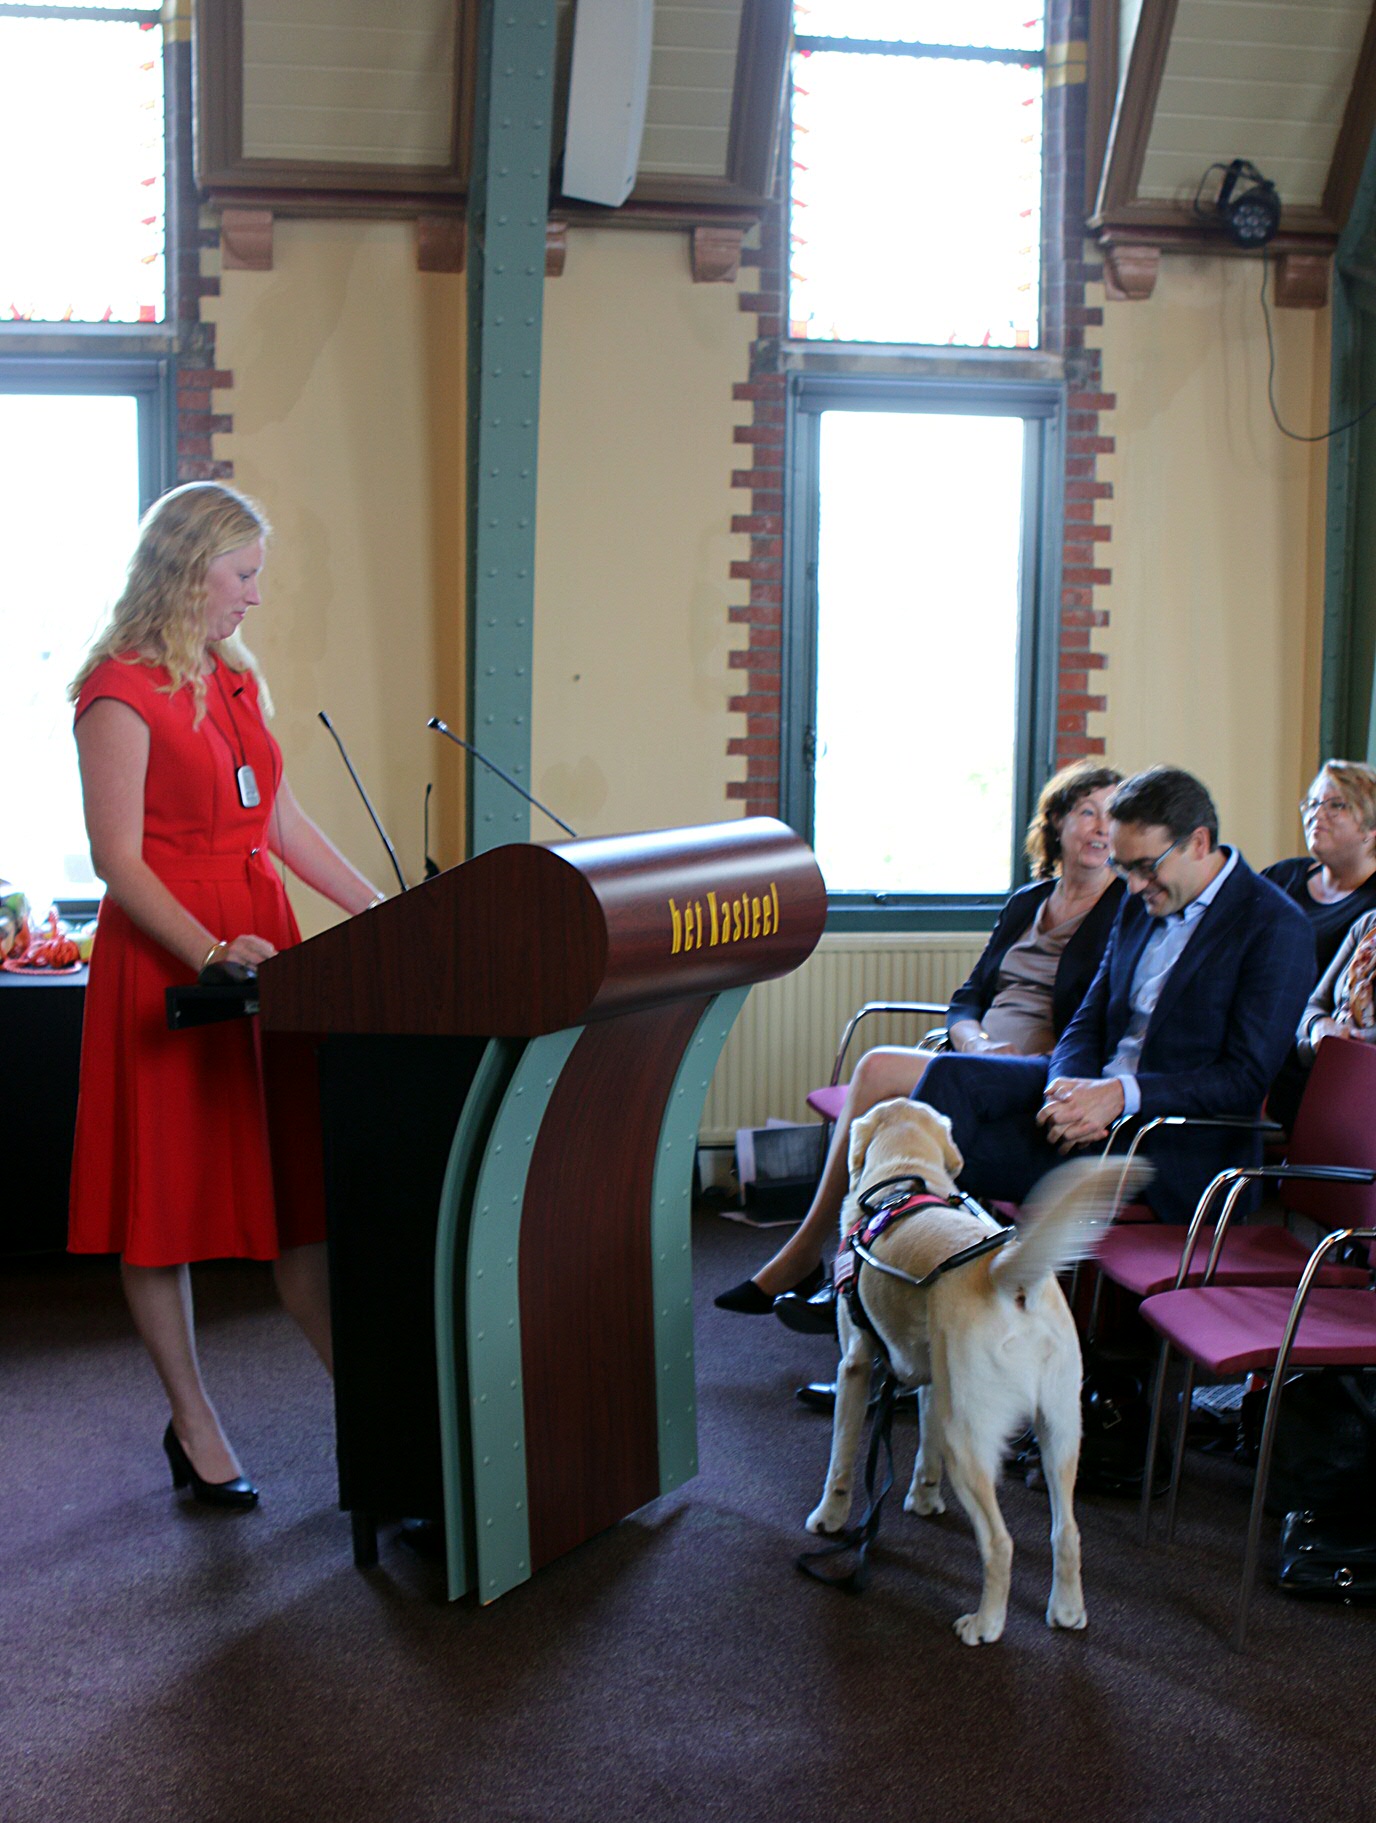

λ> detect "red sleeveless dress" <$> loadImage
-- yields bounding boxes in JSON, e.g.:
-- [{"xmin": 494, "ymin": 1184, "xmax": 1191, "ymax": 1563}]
[{"xmin": 68, "ymin": 655, "xmax": 325, "ymax": 1266}]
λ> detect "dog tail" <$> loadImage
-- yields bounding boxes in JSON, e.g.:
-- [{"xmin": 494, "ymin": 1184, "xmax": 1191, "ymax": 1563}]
[{"xmin": 988, "ymin": 1156, "xmax": 1153, "ymax": 1298}]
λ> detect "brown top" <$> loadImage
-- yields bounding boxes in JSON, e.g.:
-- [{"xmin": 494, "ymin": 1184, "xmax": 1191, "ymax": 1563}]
[{"xmin": 981, "ymin": 898, "xmax": 1089, "ymax": 1056}]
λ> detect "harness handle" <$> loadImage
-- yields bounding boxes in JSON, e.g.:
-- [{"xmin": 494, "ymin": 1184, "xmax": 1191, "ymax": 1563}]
[{"xmin": 853, "ymin": 1225, "xmax": 1013, "ymax": 1292}]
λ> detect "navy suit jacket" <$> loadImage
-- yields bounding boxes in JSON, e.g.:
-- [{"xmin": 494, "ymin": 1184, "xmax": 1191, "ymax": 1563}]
[{"xmin": 1050, "ymin": 850, "xmax": 1315, "ymax": 1219}]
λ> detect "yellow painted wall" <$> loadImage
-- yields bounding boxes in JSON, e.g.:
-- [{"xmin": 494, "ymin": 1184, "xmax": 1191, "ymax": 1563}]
[
  {"xmin": 209, "ymin": 220, "xmax": 751, "ymax": 936},
  {"xmin": 206, "ymin": 218, "xmax": 466, "ymax": 937},
  {"xmin": 532, "ymin": 228, "xmax": 753, "ymax": 837},
  {"xmin": 1091, "ymin": 255, "xmax": 1330, "ymax": 868}
]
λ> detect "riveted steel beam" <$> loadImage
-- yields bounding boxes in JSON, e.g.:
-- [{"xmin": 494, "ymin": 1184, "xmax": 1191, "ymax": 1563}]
[{"xmin": 466, "ymin": 4, "xmax": 557, "ymax": 852}]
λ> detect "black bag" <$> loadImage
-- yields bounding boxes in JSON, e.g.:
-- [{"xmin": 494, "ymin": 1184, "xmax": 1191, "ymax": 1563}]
[
  {"xmin": 1242, "ymin": 1369, "xmax": 1376, "ymax": 1517},
  {"xmin": 1077, "ymin": 1348, "xmax": 1170, "ymax": 1497},
  {"xmin": 1276, "ymin": 1507, "xmax": 1376, "ymax": 1603}
]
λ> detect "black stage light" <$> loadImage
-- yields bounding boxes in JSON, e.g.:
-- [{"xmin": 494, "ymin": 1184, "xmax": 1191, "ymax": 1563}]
[{"xmin": 1205, "ymin": 159, "xmax": 1282, "ymax": 249}]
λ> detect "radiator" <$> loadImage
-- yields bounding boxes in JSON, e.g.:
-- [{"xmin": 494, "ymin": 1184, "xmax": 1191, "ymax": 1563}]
[{"xmin": 700, "ymin": 932, "xmax": 988, "ymax": 1144}]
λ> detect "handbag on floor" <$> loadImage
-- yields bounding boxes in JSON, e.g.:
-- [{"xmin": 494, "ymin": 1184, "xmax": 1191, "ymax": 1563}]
[
  {"xmin": 1276, "ymin": 1508, "xmax": 1376, "ymax": 1603},
  {"xmin": 1244, "ymin": 1368, "xmax": 1376, "ymax": 1517}
]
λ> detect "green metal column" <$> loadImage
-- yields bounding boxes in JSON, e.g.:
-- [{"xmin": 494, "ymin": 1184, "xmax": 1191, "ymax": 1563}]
[
  {"xmin": 466, "ymin": 3, "xmax": 557, "ymax": 854},
  {"xmin": 649, "ymin": 988, "xmax": 750, "ymax": 1494},
  {"xmin": 1321, "ymin": 132, "xmax": 1376, "ymax": 761}
]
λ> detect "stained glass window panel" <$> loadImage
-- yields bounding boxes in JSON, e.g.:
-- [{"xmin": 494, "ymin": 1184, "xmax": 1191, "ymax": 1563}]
[
  {"xmin": 0, "ymin": 11, "xmax": 165, "ymax": 323},
  {"xmin": 797, "ymin": 2, "xmax": 1044, "ymax": 52},
  {"xmin": 790, "ymin": 48, "xmax": 1042, "ymax": 348}
]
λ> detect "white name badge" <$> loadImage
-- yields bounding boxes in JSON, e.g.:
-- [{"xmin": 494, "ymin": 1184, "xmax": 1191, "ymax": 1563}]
[{"xmin": 236, "ymin": 764, "xmax": 261, "ymax": 809}]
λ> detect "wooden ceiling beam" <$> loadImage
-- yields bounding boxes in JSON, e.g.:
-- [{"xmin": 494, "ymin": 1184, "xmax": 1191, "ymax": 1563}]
[
  {"xmin": 1323, "ymin": 0, "xmax": 1376, "ymax": 229},
  {"xmin": 1091, "ymin": 0, "xmax": 1180, "ymax": 224}
]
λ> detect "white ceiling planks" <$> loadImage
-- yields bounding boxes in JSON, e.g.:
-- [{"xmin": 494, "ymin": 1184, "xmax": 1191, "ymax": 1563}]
[
  {"xmin": 1138, "ymin": 0, "xmax": 1369, "ymax": 208},
  {"xmin": 240, "ymin": 0, "xmax": 457, "ymax": 168}
]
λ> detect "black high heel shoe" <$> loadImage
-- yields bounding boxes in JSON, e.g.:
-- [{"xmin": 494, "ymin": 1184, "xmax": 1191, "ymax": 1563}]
[
  {"xmin": 163, "ymin": 1423, "xmax": 259, "ymax": 1510},
  {"xmin": 714, "ymin": 1260, "xmax": 824, "ymax": 1314}
]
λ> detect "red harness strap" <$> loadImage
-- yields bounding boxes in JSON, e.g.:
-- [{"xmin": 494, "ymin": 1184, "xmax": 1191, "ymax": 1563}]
[{"xmin": 833, "ymin": 1190, "xmax": 951, "ymax": 1297}]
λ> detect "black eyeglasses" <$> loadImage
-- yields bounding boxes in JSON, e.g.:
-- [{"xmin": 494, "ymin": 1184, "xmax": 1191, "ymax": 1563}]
[
  {"xmin": 1109, "ymin": 834, "xmax": 1186, "ymax": 881},
  {"xmin": 1299, "ymin": 796, "xmax": 1352, "ymax": 819}
]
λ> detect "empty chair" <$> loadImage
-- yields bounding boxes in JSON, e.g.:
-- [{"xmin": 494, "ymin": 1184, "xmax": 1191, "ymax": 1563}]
[{"xmin": 804, "ymin": 999, "xmax": 947, "ymax": 1124}]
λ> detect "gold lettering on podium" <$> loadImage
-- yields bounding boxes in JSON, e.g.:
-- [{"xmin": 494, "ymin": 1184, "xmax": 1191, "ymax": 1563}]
[{"xmin": 668, "ymin": 880, "xmax": 782, "ymax": 956}]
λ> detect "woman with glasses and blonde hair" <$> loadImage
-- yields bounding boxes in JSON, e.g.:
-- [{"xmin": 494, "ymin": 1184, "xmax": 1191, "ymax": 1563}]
[
  {"xmin": 1263, "ymin": 761, "xmax": 1376, "ymax": 974},
  {"xmin": 1259, "ymin": 760, "xmax": 1376, "ymax": 1128},
  {"xmin": 68, "ymin": 482, "xmax": 384, "ymax": 1511},
  {"xmin": 716, "ymin": 759, "xmax": 1125, "ymax": 1316}
]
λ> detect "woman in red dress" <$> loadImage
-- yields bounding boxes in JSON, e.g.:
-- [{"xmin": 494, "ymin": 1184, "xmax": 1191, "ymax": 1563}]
[{"xmin": 68, "ymin": 482, "xmax": 383, "ymax": 1509}]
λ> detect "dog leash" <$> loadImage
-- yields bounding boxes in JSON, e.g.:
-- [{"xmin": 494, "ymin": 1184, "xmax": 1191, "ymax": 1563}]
[{"xmin": 795, "ymin": 1372, "xmax": 902, "ymax": 1594}]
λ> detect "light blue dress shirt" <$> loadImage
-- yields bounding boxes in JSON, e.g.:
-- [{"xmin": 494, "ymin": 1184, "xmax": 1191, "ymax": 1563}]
[{"xmin": 1104, "ymin": 847, "xmax": 1239, "ymax": 1116}]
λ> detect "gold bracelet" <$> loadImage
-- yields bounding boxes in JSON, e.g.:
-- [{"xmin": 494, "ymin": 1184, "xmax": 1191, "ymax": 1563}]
[{"xmin": 201, "ymin": 941, "xmax": 226, "ymax": 972}]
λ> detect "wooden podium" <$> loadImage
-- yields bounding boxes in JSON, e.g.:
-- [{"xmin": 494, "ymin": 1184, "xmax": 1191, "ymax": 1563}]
[{"xmin": 257, "ymin": 817, "xmax": 826, "ymax": 1601}]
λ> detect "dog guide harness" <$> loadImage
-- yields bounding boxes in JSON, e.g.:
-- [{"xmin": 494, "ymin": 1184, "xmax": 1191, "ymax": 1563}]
[{"xmin": 797, "ymin": 1176, "xmax": 1015, "ymax": 1594}]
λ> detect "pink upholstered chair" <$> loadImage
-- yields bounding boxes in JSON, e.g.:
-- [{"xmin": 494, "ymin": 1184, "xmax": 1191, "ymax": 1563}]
[
  {"xmin": 1132, "ymin": 1041, "xmax": 1376, "ymax": 1648},
  {"xmin": 1088, "ymin": 1038, "xmax": 1376, "ymax": 1320}
]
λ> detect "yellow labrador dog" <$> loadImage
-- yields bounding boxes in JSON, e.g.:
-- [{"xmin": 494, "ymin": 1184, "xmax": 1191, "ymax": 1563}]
[{"xmin": 805, "ymin": 1097, "xmax": 1147, "ymax": 1646}]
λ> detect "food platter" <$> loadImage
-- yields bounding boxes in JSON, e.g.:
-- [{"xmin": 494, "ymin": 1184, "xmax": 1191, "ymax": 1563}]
[{"xmin": 1, "ymin": 958, "xmax": 84, "ymax": 975}]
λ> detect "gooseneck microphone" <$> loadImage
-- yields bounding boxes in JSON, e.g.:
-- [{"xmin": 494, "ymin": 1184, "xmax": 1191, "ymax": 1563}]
[
  {"xmin": 427, "ymin": 718, "xmax": 579, "ymax": 839},
  {"xmin": 318, "ymin": 711, "xmax": 409, "ymax": 894},
  {"xmin": 423, "ymin": 783, "xmax": 441, "ymax": 879}
]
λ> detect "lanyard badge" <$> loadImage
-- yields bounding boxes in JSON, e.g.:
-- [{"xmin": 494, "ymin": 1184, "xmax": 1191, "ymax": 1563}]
[{"xmin": 212, "ymin": 665, "xmax": 262, "ymax": 810}]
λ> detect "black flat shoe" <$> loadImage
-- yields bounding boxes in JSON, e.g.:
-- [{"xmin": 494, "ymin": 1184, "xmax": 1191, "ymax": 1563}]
[
  {"xmin": 774, "ymin": 1281, "xmax": 839, "ymax": 1337},
  {"xmin": 714, "ymin": 1261, "xmax": 824, "ymax": 1314},
  {"xmin": 795, "ymin": 1381, "xmax": 919, "ymax": 1415},
  {"xmin": 163, "ymin": 1423, "xmax": 259, "ymax": 1510}
]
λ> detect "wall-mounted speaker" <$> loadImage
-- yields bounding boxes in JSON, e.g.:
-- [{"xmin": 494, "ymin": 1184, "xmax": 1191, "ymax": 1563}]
[{"xmin": 562, "ymin": 0, "xmax": 655, "ymax": 208}]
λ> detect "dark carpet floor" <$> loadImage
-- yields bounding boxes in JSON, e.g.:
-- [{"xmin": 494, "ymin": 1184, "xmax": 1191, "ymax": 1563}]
[{"xmin": 3, "ymin": 1213, "xmax": 1374, "ymax": 1823}]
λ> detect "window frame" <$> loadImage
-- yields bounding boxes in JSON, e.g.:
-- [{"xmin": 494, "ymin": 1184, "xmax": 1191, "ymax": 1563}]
[
  {"xmin": 0, "ymin": 354, "xmax": 173, "ymax": 507},
  {"xmin": 781, "ymin": 370, "xmax": 1065, "ymax": 931},
  {"xmin": 0, "ymin": 354, "xmax": 173, "ymax": 913}
]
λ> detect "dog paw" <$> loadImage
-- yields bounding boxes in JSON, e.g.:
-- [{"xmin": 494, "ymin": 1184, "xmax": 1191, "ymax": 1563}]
[
  {"xmin": 904, "ymin": 1483, "xmax": 945, "ymax": 1517},
  {"xmin": 953, "ymin": 1611, "xmax": 1005, "ymax": 1646},
  {"xmin": 1046, "ymin": 1599, "xmax": 1088, "ymax": 1631},
  {"xmin": 806, "ymin": 1498, "xmax": 850, "ymax": 1535}
]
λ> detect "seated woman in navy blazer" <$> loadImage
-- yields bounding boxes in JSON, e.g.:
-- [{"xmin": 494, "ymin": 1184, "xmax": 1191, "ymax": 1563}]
[{"xmin": 716, "ymin": 760, "xmax": 1125, "ymax": 1314}]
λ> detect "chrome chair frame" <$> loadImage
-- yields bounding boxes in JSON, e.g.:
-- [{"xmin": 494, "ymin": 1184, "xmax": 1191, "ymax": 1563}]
[
  {"xmin": 820, "ymin": 999, "xmax": 949, "ymax": 1092},
  {"xmin": 1080, "ymin": 1112, "xmax": 1284, "ymax": 1334},
  {"xmin": 1136, "ymin": 1169, "xmax": 1376, "ymax": 1649}
]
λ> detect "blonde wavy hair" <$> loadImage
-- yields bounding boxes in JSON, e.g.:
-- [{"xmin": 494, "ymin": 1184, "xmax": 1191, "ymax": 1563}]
[
  {"xmin": 1310, "ymin": 759, "xmax": 1376, "ymax": 835},
  {"xmin": 69, "ymin": 482, "xmax": 273, "ymax": 725}
]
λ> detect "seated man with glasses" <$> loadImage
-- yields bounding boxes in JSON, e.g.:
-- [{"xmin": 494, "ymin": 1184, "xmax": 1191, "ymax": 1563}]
[{"xmin": 896, "ymin": 765, "xmax": 1315, "ymax": 1227}]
